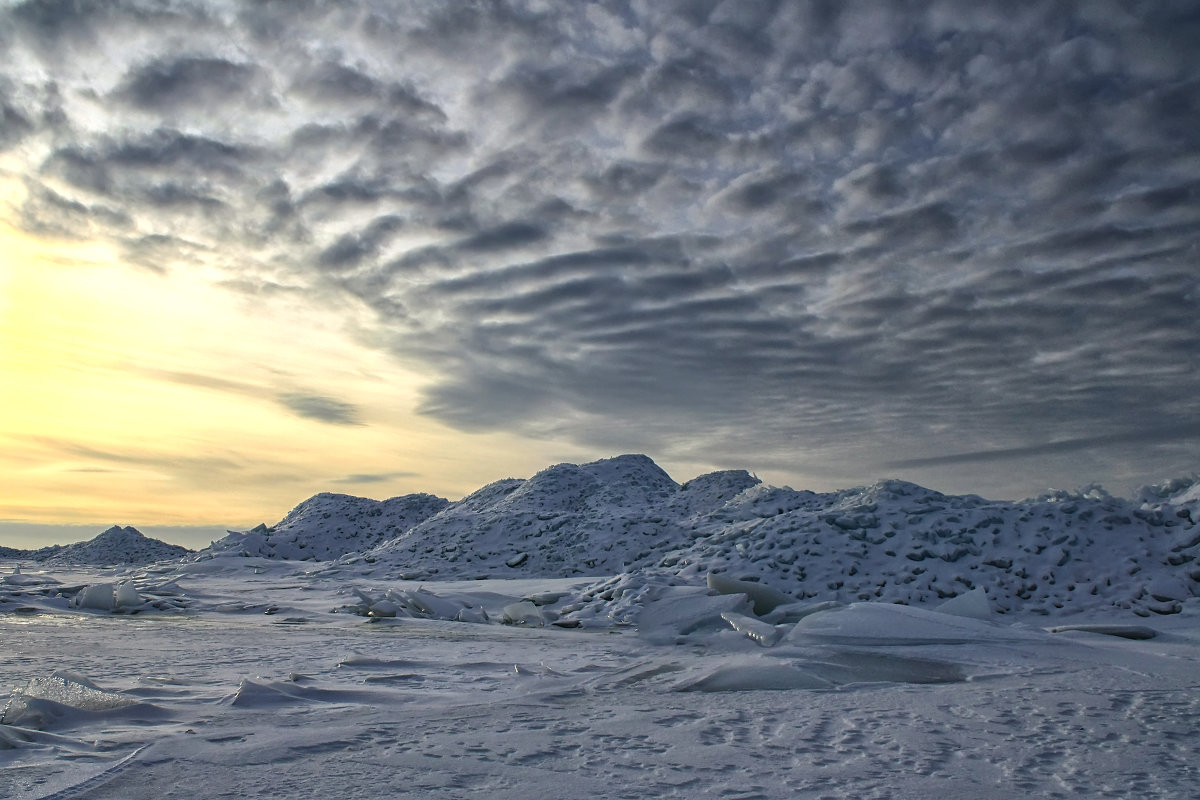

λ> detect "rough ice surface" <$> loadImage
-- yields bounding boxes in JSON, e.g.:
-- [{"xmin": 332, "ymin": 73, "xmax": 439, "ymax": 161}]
[{"xmin": 1, "ymin": 672, "xmax": 140, "ymax": 730}]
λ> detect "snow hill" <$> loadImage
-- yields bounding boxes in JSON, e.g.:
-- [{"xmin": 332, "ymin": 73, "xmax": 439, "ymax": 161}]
[
  {"xmin": 207, "ymin": 492, "xmax": 450, "ymax": 561},
  {"xmin": 27, "ymin": 525, "xmax": 192, "ymax": 566},
  {"xmin": 362, "ymin": 455, "xmax": 759, "ymax": 576},
  {"xmin": 198, "ymin": 455, "xmax": 1200, "ymax": 618}
]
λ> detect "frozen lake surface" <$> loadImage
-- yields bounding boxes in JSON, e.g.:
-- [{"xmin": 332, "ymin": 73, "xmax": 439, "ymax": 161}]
[{"xmin": 3, "ymin": 560, "xmax": 1198, "ymax": 799}]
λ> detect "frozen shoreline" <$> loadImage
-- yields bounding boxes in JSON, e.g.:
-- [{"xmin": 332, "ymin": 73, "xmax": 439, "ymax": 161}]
[{"xmin": 3, "ymin": 560, "xmax": 1198, "ymax": 799}]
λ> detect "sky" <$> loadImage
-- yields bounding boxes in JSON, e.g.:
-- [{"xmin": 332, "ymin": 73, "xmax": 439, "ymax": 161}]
[{"xmin": 1, "ymin": 0, "xmax": 1198, "ymax": 548}]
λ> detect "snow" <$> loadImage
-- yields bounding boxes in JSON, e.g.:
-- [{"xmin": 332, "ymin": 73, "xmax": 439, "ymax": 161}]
[
  {"xmin": 18, "ymin": 526, "xmax": 192, "ymax": 566},
  {"xmin": 1, "ymin": 456, "xmax": 1199, "ymax": 797}
]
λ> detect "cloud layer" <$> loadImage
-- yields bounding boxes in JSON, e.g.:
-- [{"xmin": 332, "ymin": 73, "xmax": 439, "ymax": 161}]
[{"xmin": 3, "ymin": 0, "xmax": 1198, "ymax": 496}]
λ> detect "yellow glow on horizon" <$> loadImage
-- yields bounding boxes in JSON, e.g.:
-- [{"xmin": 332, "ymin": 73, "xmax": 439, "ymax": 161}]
[{"xmin": 0, "ymin": 205, "xmax": 589, "ymax": 530}]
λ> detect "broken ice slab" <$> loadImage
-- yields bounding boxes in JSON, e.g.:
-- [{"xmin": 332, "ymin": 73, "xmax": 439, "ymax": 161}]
[
  {"xmin": 1, "ymin": 672, "xmax": 146, "ymax": 730},
  {"xmin": 706, "ymin": 572, "xmax": 791, "ymax": 615},
  {"xmin": 1046, "ymin": 624, "xmax": 1158, "ymax": 640},
  {"xmin": 720, "ymin": 611, "xmax": 781, "ymax": 647}
]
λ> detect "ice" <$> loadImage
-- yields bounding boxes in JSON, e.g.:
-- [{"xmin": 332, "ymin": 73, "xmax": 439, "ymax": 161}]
[
  {"xmin": 454, "ymin": 605, "xmax": 490, "ymax": 623},
  {"xmin": 719, "ymin": 611, "xmax": 781, "ymax": 647},
  {"xmin": 345, "ymin": 585, "xmax": 491, "ymax": 621},
  {"xmin": 637, "ymin": 587, "xmax": 754, "ymax": 643},
  {"xmin": 706, "ymin": 572, "xmax": 791, "ymax": 615},
  {"xmin": 72, "ymin": 583, "xmax": 116, "ymax": 611},
  {"xmin": 114, "ymin": 581, "xmax": 141, "ymax": 609},
  {"xmin": 2, "ymin": 565, "xmax": 1198, "ymax": 800},
  {"xmin": 61, "ymin": 581, "xmax": 145, "ymax": 612},
  {"xmin": 501, "ymin": 600, "xmax": 544, "ymax": 626},
  {"xmin": 1047, "ymin": 624, "xmax": 1158, "ymax": 640},
  {"xmin": 1, "ymin": 457, "xmax": 1199, "ymax": 798},
  {"xmin": 784, "ymin": 601, "xmax": 1036, "ymax": 646},
  {"xmin": 2, "ymin": 567, "xmax": 54, "ymax": 587},
  {"xmin": 935, "ymin": 586, "xmax": 992, "ymax": 620},
  {"xmin": 760, "ymin": 600, "xmax": 844, "ymax": 624},
  {"xmin": 1, "ymin": 672, "xmax": 140, "ymax": 730},
  {"xmin": 366, "ymin": 599, "xmax": 399, "ymax": 618}
]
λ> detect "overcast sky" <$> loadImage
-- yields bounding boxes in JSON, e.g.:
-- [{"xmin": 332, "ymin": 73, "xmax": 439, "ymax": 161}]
[{"xmin": 2, "ymin": 0, "xmax": 1198, "ymax": 541}]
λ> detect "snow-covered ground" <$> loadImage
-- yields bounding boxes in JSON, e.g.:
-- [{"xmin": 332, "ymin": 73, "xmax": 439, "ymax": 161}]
[
  {"xmin": 2, "ymin": 558, "xmax": 1198, "ymax": 799},
  {"xmin": 2, "ymin": 457, "xmax": 1199, "ymax": 798}
]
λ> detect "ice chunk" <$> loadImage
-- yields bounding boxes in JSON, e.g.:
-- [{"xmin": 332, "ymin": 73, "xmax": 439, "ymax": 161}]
[
  {"xmin": 1047, "ymin": 624, "xmax": 1158, "ymax": 640},
  {"xmin": 454, "ymin": 606, "xmax": 490, "ymax": 623},
  {"xmin": 502, "ymin": 600, "xmax": 544, "ymax": 626},
  {"xmin": 368, "ymin": 600, "xmax": 399, "ymax": 618},
  {"xmin": 935, "ymin": 587, "xmax": 991, "ymax": 620},
  {"xmin": 638, "ymin": 589, "xmax": 753, "ymax": 644},
  {"xmin": 391, "ymin": 588, "xmax": 469, "ymax": 619},
  {"xmin": 1, "ymin": 672, "xmax": 138, "ymax": 729},
  {"xmin": 71, "ymin": 583, "xmax": 116, "ymax": 611},
  {"xmin": 720, "ymin": 611, "xmax": 782, "ymax": 647},
  {"xmin": 3, "ymin": 568, "xmax": 56, "ymax": 587},
  {"xmin": 115, "ymin": 581, "xmax": 142, "ymax": 609},
  {"xmin": 706, "ymin": 573, "xmax": 790, "ymax": 615},
  {"xmin": 785, "ymin": 602, "xmax": 1033, "ymax": 646}
]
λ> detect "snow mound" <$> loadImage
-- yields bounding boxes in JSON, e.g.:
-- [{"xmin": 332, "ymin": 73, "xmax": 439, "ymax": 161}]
[
  {"xmin": 29, "ymin": 526, "xmax": 191, "ymax": 566},
  {"xmin": 132, "ymin": 456, "xmax": 1200, "ymax": 620},
  {"xmin": 639, "ymin": 476, "xmax": 1200, "ymax": 618},
  {"xmin": 204, "ymin": 492, "xmax": 450, "ymax": 561},
  {"xmin": 356, "ymin": 455, "xmax": 727, "ymax": 578}
]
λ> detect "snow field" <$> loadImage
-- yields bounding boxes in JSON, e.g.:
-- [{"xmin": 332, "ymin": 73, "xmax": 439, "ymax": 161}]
[{"xmin": 2, "ymin": 560, "xmax": 1199, "ymax": 799}]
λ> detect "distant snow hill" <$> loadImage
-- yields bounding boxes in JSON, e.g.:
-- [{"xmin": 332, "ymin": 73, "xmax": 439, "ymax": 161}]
[
  {"xmin": 199, "ymin": 454, "xmax": 1200, "ymax": 618},
  {"xmin": 25, "ymin": 525, "xmax": 192, "ymax": 566}
]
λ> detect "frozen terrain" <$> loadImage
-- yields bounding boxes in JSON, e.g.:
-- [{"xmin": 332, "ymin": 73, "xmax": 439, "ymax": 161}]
[
  {"xmin": 2, "ymin": 457, "xmax": 1199, "ymax": 798},
  {"xmin": 12, "ymin": 527, "xmax": 192, "ymax": 567}
]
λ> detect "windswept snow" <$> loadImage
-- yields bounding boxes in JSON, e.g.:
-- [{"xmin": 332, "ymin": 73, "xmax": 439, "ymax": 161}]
[{"xmin": 2, "ymin": 456, "xmax": 1199, "ymax": 798}]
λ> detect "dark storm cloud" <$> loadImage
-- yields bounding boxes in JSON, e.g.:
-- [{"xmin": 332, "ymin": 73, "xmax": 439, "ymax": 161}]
[
  {"xmin": 887, "ymin": 423, "xmax": 1200, "ymax": 469},
  {"xmin": 4, "ymin": 0, "xmax": 1199, "ymax": 495},
  {"xmin": 0, "ymin": 91, "xmax": 34, "ymax": 150},
  {"xmin": 116, "ymin": 56, "xmax": 267, "ymax": 110}
]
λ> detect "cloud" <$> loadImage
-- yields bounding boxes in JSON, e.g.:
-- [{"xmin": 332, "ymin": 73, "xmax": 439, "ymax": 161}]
[
  {"xmin": 115, "ymin": 55, "xmax": 271, "ymax": 112},
  {"xmin": 30, "ymin": 437, "xmax": 243, "ymax": 474},
  {"xmin": 886, "ymin": 423, "xmax": 1200, "ymax": 469},
  {"xmin": 330, "ymin": 472, "xmax": 420, "ymax": 485},
  {"xmin": 277, "ymin": 392, "xmax": 362, "ymax": 426},
  {"xmin": 3, "ymin": 0, "xmax": 1199, "ymax": 496}
]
